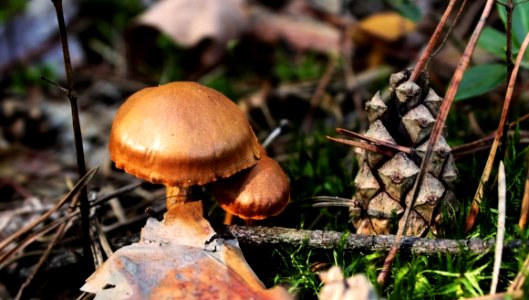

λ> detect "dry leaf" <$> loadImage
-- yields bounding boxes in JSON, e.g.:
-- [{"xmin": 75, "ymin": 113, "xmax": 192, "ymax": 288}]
[
  {"xmin": 125, "ymin": 0, "xmax": 342, "ymax": 73},
  {"xmin": 82, "ymin": 202, "xmax": 292, "ymax": 300},
  {"xmin": 318, "ymin": 266, "xmax": 378, "ymax": 300},
  {"xmin": 134, "ymin": 0, "xmax": 246, "ymax": 48},
  {"xmin": 248, "ymin": 6, "xmax": 341, "ymax": 55},
  {"xmin": 126, "ymin": 0, "xmax": 247, "ymax": 70}
]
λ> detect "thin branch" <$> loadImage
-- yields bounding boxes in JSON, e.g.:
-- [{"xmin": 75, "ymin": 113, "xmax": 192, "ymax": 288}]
[
  {"xmin": 409, "ymin": 0, "xmax": 458, "ymax": 82},
  {"xmin": 428, "ymin": 0, "xmax": 468, "ymax": 61},
  {"xmin": 223, "ymin": 226, "xmax": 526, "ymax": 255},
  {"xmin": 50, "ymin": 0, "xmax": 92, "ymax": 273},
  {"xmin": 465, "ymin": 30, "xmax": 529, "ymax": 232},
  {"xmin": 379, "ymin": 0, "xmax": 496, "ymax": 287}
]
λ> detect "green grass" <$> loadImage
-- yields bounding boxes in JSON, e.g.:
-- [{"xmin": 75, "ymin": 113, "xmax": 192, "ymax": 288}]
[{"xmin": 269, "ymin": 123, "xmax": 529, "ymax": 299}]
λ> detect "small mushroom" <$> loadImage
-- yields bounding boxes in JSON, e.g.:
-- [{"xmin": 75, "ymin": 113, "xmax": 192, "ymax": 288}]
[
  {"xmin": 109, "ymin": 81, "xmax": 261, "ymax": 240},
  {"xmin": 211, "ymin": 148, "xmax": 290, "ymax": 221}
]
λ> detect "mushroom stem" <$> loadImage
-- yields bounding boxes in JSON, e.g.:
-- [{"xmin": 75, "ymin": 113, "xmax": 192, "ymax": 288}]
[
  {"xmin": 164, "ymin": 186, "xmax": 216, "ymax": 244},
  {"xmin": 165, "ymin": 185, "xmax": 189, "ymax": 210}
]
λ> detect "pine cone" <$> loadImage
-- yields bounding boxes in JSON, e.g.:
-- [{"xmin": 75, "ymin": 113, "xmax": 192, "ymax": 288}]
[{"xmin": 352, "ymin": 70, "xmax": 459, "ymax": 236}]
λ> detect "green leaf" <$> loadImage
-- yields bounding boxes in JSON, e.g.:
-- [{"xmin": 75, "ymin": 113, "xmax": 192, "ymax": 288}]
[
  {"xmin": 455, "ymin": 64, "xmax": 507, "ymax": 101},
  {"xmin": 512, "ymin": 1, "xmax": 529, "ymax": 47},
  {"xmin": 386, "ymin": 0, "xmax": 421, "ymax": 22},
  {"xmin": 496, "ymin": 1, "xmax": 529, "ymax": 47},
  {"xmin": 478, "ymin": 27, "xmax": 507, "ymax": 59}
]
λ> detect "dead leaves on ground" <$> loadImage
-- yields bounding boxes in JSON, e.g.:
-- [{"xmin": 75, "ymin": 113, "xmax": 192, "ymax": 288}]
[{"xmin": 125, "ymin": 0, "xmax": 417, "ymax": 72}]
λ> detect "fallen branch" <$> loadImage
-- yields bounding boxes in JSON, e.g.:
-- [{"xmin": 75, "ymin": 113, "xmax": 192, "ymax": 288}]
[{"xmin": 223, "ymin": 226, "xmax": 520, "ymax": 255}]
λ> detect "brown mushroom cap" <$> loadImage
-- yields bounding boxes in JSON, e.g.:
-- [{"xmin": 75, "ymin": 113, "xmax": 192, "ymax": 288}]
[
  {"xmin": 211, "ymin": 154, "xmax": 290, "ymax": 220},
  {"xmin": 109, "ymin": 82, "xmax": 260, "ymax": 187}
]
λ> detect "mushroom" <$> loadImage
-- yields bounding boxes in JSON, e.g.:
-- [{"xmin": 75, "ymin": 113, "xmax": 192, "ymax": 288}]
[
  {"xmin": 211, "ymin": 146, "xmax": 290, "ymax": 221},
  {"xmin": 109, "ymin": 81, "xmax": 261, "ymax": 241}
]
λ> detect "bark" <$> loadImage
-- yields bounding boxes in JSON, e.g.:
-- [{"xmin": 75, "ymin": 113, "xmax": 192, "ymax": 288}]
[{"xmin": 224, "ymin": 225, "xmax": 513, "ymax": 255}]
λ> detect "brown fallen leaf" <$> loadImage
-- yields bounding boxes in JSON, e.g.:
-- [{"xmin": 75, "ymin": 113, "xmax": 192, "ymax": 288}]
[
  {"xmin": 125, "ymin": 0, "xmax": 343, "ymax": 75},
  {"xmin": 247, "ymin": 6, "xmax": 341, "ymax": 56},
  {"xmin": 125, "ymin": 0, "xmax": 247, "ymax": 72},
  {"xmin": 82, "ymin": 201, "xmax": 292, "ymax": 300}
]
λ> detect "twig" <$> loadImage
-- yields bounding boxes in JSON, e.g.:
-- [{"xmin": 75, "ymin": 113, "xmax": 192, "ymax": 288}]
[
  {"xmin": 0, "ymin": 181, "xmax": 140, "ymax": 270},
  {"xmin": 465, "ymin": 30, "xmax": 529, "ymax": 232},
  {"xmin": 379, "ymin": 0, "xmax": 496, "ymax": 287},
  {"xmin": 409, "ymin": 0, "xmax": 458, "ymax": 82},
  {"xmin": 428, "ymin": 0, "xmax": 468, "ymax": 62},
  {"xmin": 497, "ymin": 0, "xmax": 515, "ymax": 77},
  {"xmin": 452, "ymin": 129, "xmax": 529, "ymax": 159},
  {"xmin": 499, "ymin": 0, "xmax": 514, "ymax": 166},
  {"xmin": 222, "ymin": 226, "xmax": 529, "ymax": 255},
  {"xmin": 262, "ymin": 119, "xmax": 289, "ymax": 148},
  {"xmin": 302, "ymin": 56, "xmax": 337, "ymax": 132},
  {"xmin": 50, "ymin": 0, "xmax": 92, "ymax": 273},
  {"xmin": 0, "ymin": 214, "xmax": 74, "ymax": 268},
  {"xmin": 490, "ymin": 161, "xmax": 506, "ymax": 294}
]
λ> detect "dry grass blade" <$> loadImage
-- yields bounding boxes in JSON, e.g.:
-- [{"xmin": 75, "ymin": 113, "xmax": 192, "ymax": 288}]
[
  {"xmin": 0, "ymin": 167, "xmax": 98, "ymax": 253},
  {"xmin": 465, "ymin": 30, "xmax": 529, "ymax": 232},
  {"xmin": 377, "ymin": 0, "xmax": 495, "ymax": 286},
  {"xmin": 303, "ymin": 56, "xmax": 337, "ymax": 132},
  {"xmin": 490, "ymin": 161, "xmax": 506, "ymax": 294},
  {"xmin": 15, "ymin": 217, "xmax": 76, "ymax": 300},
  {"xmin": 508, "ymin": 249, "xmax": 529, "ymax": 295},
  {"xmin": 0, "ymin": 214, "xmax": 76, "ymax": 268}
]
